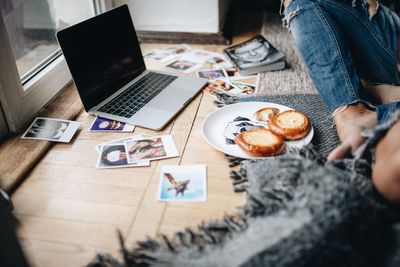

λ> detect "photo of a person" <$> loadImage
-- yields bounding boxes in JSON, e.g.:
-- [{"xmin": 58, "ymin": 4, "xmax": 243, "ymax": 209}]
[
  {"xmin": 204, "ymin": 79, "xmax": 233, "ymax": 95},
  {"xmin": 166, "ymin": 60, "xmax": 196, "ymax": 72},
  {"xmin": 126, "ymin": 137, "xmax": 167, "ymax": 162},
  {"xmin": 99, "ymin": 120, "xmax": 122, "ymax": 130},
  {"xmin": 22, "ymin": 117, "xmax": 80, "ymax": 143},
  {"xmin": 165, "ymin": 45, "xmax": 190, "ymax": 55},
  {"xmin": 210, "ymin": 56, "xmax": 225, "ymax": 63},
  {"xmin": 144, "ymin": 49, "xmax": 171, "ymax": 61},
  {"xmin": 99, "ymin": 144, "xmax": 128, "ymax": 167},
  {"xmin": 197, "ymin": 69, "xmax": 227, "ymax": 81},
  {"xmin": 97, "ymin": 143, "xmax": 150, "ymax": 169},
  {"xmin": 231, "ymin": 38, "xmax": 271, "ymax": 64},
  {"xmin": 225, "ymin": 35, "xmax": 283, "ymax": 69},
  {"xmin": 24, "ymin": 118, "xmax": 69, "ymax": 140},
  {"xmin": 89, "ymin": 117, "xmax": 134, "ymax": 132},
  {"xmin": 231, "ymin": 82, "xmax": 256, "ymax": 95}
]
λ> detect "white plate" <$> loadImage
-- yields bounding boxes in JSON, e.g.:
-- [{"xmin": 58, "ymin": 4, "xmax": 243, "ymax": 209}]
[{"xmin": 201, "ymin": 102, "xmax": 314, "ymax": 159}]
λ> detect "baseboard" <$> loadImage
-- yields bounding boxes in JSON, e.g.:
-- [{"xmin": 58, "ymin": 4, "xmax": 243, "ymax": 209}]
[
  {"xmin": 137, "ymin": 30, "xmax": 231, "ymax": 45},
  {"xmin": 137, "ymin": 0, "xmax": 236, "ymax": 45}
]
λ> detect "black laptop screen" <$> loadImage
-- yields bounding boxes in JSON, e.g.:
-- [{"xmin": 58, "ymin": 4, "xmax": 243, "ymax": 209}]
[{"xmin": 57, "ymin": 5, "xmax": 146, "ymax": 111}]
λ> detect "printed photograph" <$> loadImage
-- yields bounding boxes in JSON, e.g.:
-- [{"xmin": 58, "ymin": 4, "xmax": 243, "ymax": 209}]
[
  {"xmin": 203, "ymin": 79, "xmax": 234, "ymax": 95},
  {"xmin": 143, "ymin": 49, "xmax": 172, "ymax": 61},
  {"xmin": 197, "ymin": 69, "xmax": 227, "ymax": 81},
  {"xmin": 206, "ymin": 56, "xmax": 226, "ymax": 64},
  {"xmin": 97, "ymin": 143, "xmax": 149, "ymax": 169},
  {"xmin": 212, "ymin": 60, "xmax": 233, "ymax": 69},
  {"xmin": 231, "ymin": 81, "xmax": 256, "ymax": 95},
  {"xmin": 158, "ymin": 165, "xmax": 207, "ymax": 202},
  {"xmin": 165, "ymin": 44, "xmax": 191, "ymax": 55},
  {"xmin": 125, "ymin": 135, "xmax": 179, "ymax": 163},
  {"xmin": 224, "ymin": 35, "xmax": 284, "ymax": 69},
  {"xmin": 225, "ymin": 67, "xmax": 256, "ymax": 81},
  {"xmin": 95, "ymin": 136, "xmax": 139, "ymax": 153},
  {"xmin": 187, "ymin": 49, "xmax": 216, "ymax": 62},
  {"xmin": 89, "ymin": 117, "xmax": 135, "ymax": 132},
  {"xmin": 165, "ymin": 60, "xmax": 202, "ymax": 73},
  {"xmin": 225, "ymin": 67, "xmax": 240, "ymax": 78},
  {"xmin": 21, "ymin": 117, "xmax": 80, "ymax": 143}
]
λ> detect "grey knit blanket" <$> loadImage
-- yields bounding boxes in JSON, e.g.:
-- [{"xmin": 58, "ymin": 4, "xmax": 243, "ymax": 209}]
[{"xmin": 88, "ymin": 102, "xmax": 400, "ymax": 267}]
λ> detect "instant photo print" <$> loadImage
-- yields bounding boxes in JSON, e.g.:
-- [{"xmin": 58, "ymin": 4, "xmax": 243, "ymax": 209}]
[
  {"xmin": 197, "ymin": 69, "xmax": 228, "ymax": 81},
  {"xmin": 89, "ymin": 117, "xmax": 135, "ymax": 132},
  {"xmin": 158, "ymin": 165, "xmax": 207, "ymax": 202},
  {"xmin": 97, "ymin": 143, "xmax": 150, "ymax": 169},
  {"xmin": 21, "ymin": 117, "xmax": 80, "ymax": 143},
  {"xmin": 124, "ymin": 135, "xmax": 179, "ymax": 163}
]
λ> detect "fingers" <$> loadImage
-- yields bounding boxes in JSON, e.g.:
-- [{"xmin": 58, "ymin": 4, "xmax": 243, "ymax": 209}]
[
  {"xmin": 328, "ymin": 132, "xmax": 366, "ymax": 160},
  {"xmin": 327, "ymin": 142, "xmax": 353, "ymax": 160},
  {"xmin": 371, "ymin": 120, "xmax": 400, "ymax": 203}
]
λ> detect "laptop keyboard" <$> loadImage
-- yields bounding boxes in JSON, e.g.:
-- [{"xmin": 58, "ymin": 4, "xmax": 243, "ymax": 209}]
[{"xmin": 98, "ymin": 72, "xmax": 177, "ymax": 118}]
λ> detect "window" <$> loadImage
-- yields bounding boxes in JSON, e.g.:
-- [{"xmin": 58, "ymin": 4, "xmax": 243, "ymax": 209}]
[{"xmin": 0, "ymin": 0, "xmax": 113, "ymax": 135}]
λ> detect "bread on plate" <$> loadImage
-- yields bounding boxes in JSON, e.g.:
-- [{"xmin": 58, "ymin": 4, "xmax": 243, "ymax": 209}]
[
  {"xmin": 268, "ymin": 110, "xmax": 311, "ymax": 140},
  {"xmin": 234, "ymin": 128, "xmax": 285, "ymax": 157},
  {"xmin": 254, "ymin": 107, "xmax": 280, "ymax": 122}
]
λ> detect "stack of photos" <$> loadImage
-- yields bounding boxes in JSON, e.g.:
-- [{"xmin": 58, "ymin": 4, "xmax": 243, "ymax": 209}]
[
  {"xmin": 197, "ymin": 67, "xmax": 256, "ymax": 97},
  {"xmin": 157, "ymin": 165, "xmax": 207, "ymax": 202},
  {"xmin": 143, "ymin": 44, "xmax": 232, "ymax": 74},
  {"xmin": 224, "ymin": 67, "xmax": 256, "ymax": 81},
  {"xmin": 21, "ymin": 117, "xmax": 80, "ymax": 143},
  {"xmin": 96, "ymin": 136, "xmax": 150, "ymax": 169},
  {"xmin": 223, "ymin": 35, "xmax": 286, "ymax": 76},
  {"xmin": 89, "ymin": 117, "xmax": 135, "ymax": 132},
  {"xmin": 96, "ymin": 135, "xmax": 179, "ymax": 169},
  {"xmin": 143, "ymin": 44, "xmax": 257, "ymax": 96},
  {"xmin": 203, "ymin": 78, "xmax": 256, "ymax": 96}
]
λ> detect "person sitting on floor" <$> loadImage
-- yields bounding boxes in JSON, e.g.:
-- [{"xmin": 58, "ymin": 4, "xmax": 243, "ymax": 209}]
[{"xmin": 282, "ymin": 0, "xmax": 400, "ymax": 202}]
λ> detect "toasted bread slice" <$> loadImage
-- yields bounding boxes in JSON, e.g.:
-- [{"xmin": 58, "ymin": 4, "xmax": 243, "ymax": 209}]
[
  {"xmin": 254, "ymin": 107, "xmax": 280, "ymax": 122},
  {"xmin": 235, "ymin": 128, "xmax": 285, "ymax": 157},
  {"xmin": 269, "ymin": 110, "xmax": 311, "ymax": 140}
]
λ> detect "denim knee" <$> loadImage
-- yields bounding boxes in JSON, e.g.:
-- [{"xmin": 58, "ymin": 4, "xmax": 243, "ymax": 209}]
[{"xmin": 282, "ymin": 0, "xmax": 316, "ymax": 30}]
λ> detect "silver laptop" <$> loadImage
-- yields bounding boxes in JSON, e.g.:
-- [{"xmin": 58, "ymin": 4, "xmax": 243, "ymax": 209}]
[{"xmin": 56, "ymin": 5, "xmax": 207, "ymax": 130}]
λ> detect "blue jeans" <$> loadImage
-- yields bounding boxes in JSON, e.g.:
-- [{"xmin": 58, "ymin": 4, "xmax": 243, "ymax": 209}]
[{"xmin": 283, "ymin": 0, "xmax": 400, "ymax": 123}]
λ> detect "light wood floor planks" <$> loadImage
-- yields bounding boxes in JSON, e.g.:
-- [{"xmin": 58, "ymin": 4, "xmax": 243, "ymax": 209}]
[{"xmin": 11, "ymin": 11, "xmax": 262, "ymax": 266}]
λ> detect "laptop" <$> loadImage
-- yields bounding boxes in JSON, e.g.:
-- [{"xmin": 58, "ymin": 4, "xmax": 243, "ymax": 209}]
[{"xmin": 56, "ymin": 5, "xmax": 207, "ymax": 130}]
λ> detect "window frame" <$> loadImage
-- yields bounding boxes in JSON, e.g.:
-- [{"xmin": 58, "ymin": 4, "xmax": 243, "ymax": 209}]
[{"xmin": 0, "ymin": 0, "xmax": 111, "ymax": 134}]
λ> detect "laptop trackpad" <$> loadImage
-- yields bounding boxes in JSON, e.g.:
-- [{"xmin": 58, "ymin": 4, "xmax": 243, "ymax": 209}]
[
  {"xmin": 131, "ymin": 106, "xmax": 174, "ymax": 129},
  {"xmin": 147, "ymin": 87, "xmax": 194, "ymax": 111}
]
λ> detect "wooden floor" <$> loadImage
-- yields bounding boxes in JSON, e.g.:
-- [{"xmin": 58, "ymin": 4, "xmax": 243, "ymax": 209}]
[{"xmin": 11, "ymin": 12, "xmax": 262, "ymax": 267}]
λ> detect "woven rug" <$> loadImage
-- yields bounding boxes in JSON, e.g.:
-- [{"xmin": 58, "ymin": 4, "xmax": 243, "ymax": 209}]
[{"xmin": 256, "ymin": 13, "xmax": 316, "ymax": 95}]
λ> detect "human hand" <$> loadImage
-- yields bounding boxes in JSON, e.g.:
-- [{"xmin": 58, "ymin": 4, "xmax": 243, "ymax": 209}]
[{"xmin": 372, "ymin": 119, "xmax": 400, "ymax": 203}]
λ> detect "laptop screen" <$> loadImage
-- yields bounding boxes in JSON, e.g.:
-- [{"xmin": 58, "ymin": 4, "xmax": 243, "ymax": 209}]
[{"xmin": 57, "ymin": 5, "xmax": 146, "ymax": 111}]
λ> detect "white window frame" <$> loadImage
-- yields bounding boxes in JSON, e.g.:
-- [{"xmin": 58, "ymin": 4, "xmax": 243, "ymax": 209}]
[{"xmin": 0, "ymin": 0, "xmax": 113, "ymax": 134}]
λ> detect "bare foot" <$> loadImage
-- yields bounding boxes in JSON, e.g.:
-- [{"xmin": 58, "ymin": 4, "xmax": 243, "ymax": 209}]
[
  {"xmin": 373, "ymin": 119, "xmax": 400, "ymax": 203},
  {"xmin": 328, "ymin": 102, "xmax": 376, "ymax": 160}
]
